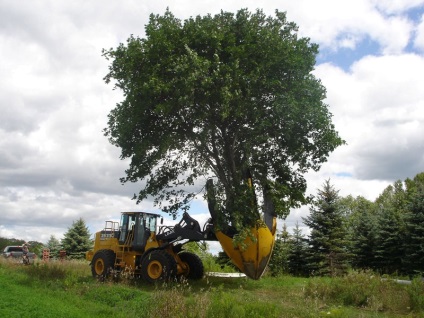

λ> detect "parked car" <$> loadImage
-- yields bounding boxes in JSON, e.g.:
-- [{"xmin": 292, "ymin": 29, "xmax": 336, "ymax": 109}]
[{"xmin": 2, "ymin": 246, "xmax": 36, "ymax": 263}]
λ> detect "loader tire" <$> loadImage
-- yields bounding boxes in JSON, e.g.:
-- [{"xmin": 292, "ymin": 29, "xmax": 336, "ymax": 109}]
[
  {"xmin": 179, "ymin": 251, "xmax": 204, "ymax": 280},
  {"xmin": 91, "ymin": 249, "xmax": 116, "ymax": 278},
  {"xmin": 141, "ymin": 250, "xmax": 177, "ymax": 283}
]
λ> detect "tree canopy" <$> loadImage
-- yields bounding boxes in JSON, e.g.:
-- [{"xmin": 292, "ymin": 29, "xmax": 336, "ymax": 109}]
[{"xmin": 103, "ymin": 8, "xmax": 344, "ymax": 230}]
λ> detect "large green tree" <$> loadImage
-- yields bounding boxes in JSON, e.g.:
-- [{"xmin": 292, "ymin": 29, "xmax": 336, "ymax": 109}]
[
  {"xmin": 61, "ymin": 218, "xmax": 91, "ymax": 260},
  {"xmin": 303, "ymin": 180, "xmax": 349, "ymax": 276},
  {"xmin": 103, "ymin": 8, "xmax": 344, "ymax": 230}
]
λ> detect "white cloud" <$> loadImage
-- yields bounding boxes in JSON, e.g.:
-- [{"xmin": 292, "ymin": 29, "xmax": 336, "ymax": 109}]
[
  {"xmin": 0, "ymin": 0, "xmax": 423, "ymax": 246},
  {"xmin": 315, "ymin": 53, "xmax": 424, "ymax": 181},
  {"xmin": 372, "ymin": 16, "xmax": 413, "ymax": 54},
  {"xmin": 371, "ymin": 0, "xmax": 424, "ymax": 14},
  {"xmin": 278, "ymin": 0, "xmax": 415, "ymax": 53}
]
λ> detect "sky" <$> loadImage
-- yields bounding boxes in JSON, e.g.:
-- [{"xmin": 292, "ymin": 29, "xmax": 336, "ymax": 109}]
[{"xmin": 1, "ymin": 0, "xmax": 424, "ymax": 251}]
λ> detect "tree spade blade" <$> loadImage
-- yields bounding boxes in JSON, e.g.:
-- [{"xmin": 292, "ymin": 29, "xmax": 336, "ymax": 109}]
[{"xmin": 216, "ymin": 217, "xmax": 276, "ymax": 279}]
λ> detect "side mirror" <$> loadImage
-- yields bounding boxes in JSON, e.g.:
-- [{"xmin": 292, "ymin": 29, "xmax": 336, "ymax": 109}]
[{"xmin": 160, "ymin": 217, "xmax": 163, "ymax": 225}]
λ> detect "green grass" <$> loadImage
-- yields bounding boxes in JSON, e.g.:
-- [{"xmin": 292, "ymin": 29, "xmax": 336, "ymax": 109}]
[
  {"xmin": 0, "ymin": 258, "xmax": 423, "ymax": 318},
  {"xmin": 0, "ymin": 259, "xmax": 152, "ymax": 318}
]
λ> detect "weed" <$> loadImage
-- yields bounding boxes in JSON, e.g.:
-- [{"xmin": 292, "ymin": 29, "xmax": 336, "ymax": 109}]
[
  {"xmin": 407, "ymin": 277, "xmax": 424, "ymax": 311},
  {"xmin": 304, "ymin": 270, "xmax": 417, "ymax": 314}
]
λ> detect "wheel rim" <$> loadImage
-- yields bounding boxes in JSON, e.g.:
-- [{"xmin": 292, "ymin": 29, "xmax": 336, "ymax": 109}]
[
  {"xmin": 94, "ymin": 259, "xmax": 105, "ymax": 275},
  {"xmin": 147, "ymin": 260, "xmax": 162, "ymax": 279}
]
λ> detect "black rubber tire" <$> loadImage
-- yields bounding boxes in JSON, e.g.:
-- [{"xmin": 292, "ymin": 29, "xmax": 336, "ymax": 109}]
[
  {"xmin": 179, "ymin": 251, "xmax": 204, "ymax": 280},
  {"xmin": 91, "ymin": 249, "xmax": 116, "ymax": 278},
  {"xmin": 141, "ymin": 250, "xmax": 177, "ymax": 283}
]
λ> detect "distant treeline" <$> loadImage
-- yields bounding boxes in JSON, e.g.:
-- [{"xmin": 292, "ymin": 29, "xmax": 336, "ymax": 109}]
[
  {"xmin": 3, "ymin": 172, "xmax": 423, "ymax": 278},
  {"xmin": 269, "ymin": 171, "xmax": 424, "ymax": 278},
  {"xmin": 0, "ymin": 238, "xmax": 45, "ymax": 256},
  {"xmin": 0, "ymin": 218, "xmax": 91, "ymax": 260}
]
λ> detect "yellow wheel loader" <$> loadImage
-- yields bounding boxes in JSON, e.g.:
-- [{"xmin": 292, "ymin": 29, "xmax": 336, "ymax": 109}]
[
  {"xmin": 87, "ymin": 179, "xmax": 277, "ymax": 282},
  {"xmin": 86, "ymin": 211, "xmax": 214, "ymax": 283}
]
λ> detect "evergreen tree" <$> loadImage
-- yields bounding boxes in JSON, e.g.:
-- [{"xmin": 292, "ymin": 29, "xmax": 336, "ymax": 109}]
[
  {"xmin": 405, "ymin": 172, "xmax": 424, "ymax": 201},
  {"xmin": 61, "ymin": 218, "xmax": 91, "ymax": 259},
  {"xmin": 403, "ymin": 175, "xmax": 424, "ymax": 276},
  {"xmin": 342, "ymin": 196, "xmax": 378, "ymax": 270},
  {"xmin": 374, "ymin": 182, "xmax": 407, "ymax": 274},
  {"xmin": 45, "ymin": 235, "xmax": 62, "ymax": 259},
  {"xmin": 374, "ymin": 206, "xmax": 405, "ymax": 274},
  {"xmin": 350, "ymin": 207, "xmax": 378, "ymax": 270},
  {"xmin": 303, "ymin": 180, "xmax": 349, "ymax": 276},
  {"xmin": 287, "ymin": 222, "xmax": 309, "ymax": 276},
  {"xmin": 268, "ymin": 223, "xmax": 291, "ymax": 276}
]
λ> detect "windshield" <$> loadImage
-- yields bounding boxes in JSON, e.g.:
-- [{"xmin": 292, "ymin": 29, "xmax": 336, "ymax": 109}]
[
  {"xmin": 5, "ymin": 247, "xmax": 22, "ymax": 252},
  {"xmin": 145, "ymin": 215, "xmax": 157, "ymax": 232}
]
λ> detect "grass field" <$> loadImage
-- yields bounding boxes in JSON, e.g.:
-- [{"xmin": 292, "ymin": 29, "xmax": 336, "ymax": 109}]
[{"xmin": 0, "ymin": 258, "xmax": 423, "ymax": 318}]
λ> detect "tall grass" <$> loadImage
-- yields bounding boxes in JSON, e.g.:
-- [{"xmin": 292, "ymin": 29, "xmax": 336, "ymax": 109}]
[
  {"xmin": 304, "ymin": 271, "xmax": 424, "ymax": 314},
  {"xmin": 408, "ymin": 277, "xmax": 424, "ymax": 311},
  {"xmin": 1, "ymin": 258, "xmax": 423, "ymax": 317}
]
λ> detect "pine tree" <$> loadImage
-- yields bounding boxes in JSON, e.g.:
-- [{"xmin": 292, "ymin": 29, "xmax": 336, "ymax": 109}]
[
  {"xmin": 374, "ymin": 207, "xmax": 405, "ymax": 274},
  {"xmin": 374, "ymin": 182, "xmax": 407, "ymax": 274},
  {"xmin": 303, "ymin": 180, "xmax": 349, "ymax": 276},
  {"xmin": 45, "ymin": 235, "xmax": 62, "ymax": 259},
  {"xmin": 350, "ymin": 208, "xmax": 378, "ymax": 270},
  {"xmin": 61, "ymin": 218, "xmax": 92, "ymax": 259},
  {"xmin": 403, "ymin": 175, "xmax": 424, "ymax": 276},
  {"xmin": 268, "ymin": 223, "xmax": 291, "ymax": 276},
  {"xmin": 287, "ymin": 222, "xmax": 309, "ymax": 276},
  {"xmin": 342, "ymin": 196, "xmax": 378, "ymax": 270}
]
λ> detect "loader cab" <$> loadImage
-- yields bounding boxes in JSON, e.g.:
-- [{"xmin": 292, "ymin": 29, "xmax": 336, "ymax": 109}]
[{"xmin": 118, "ymin": 212, "xmax": 161, "ymax": 251}]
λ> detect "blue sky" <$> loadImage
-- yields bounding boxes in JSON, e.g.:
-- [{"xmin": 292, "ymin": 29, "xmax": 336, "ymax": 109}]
[
  {"xmin": 318, "ymin": 38, "xmax": 382, "ymax": 70},
  {"xmin": 317, "ymin": 6, "xmax": 424, "ymax": 70},
  {"xmin": 0, "ymin": 1, "xmax": 423, "ymax": 248}
]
